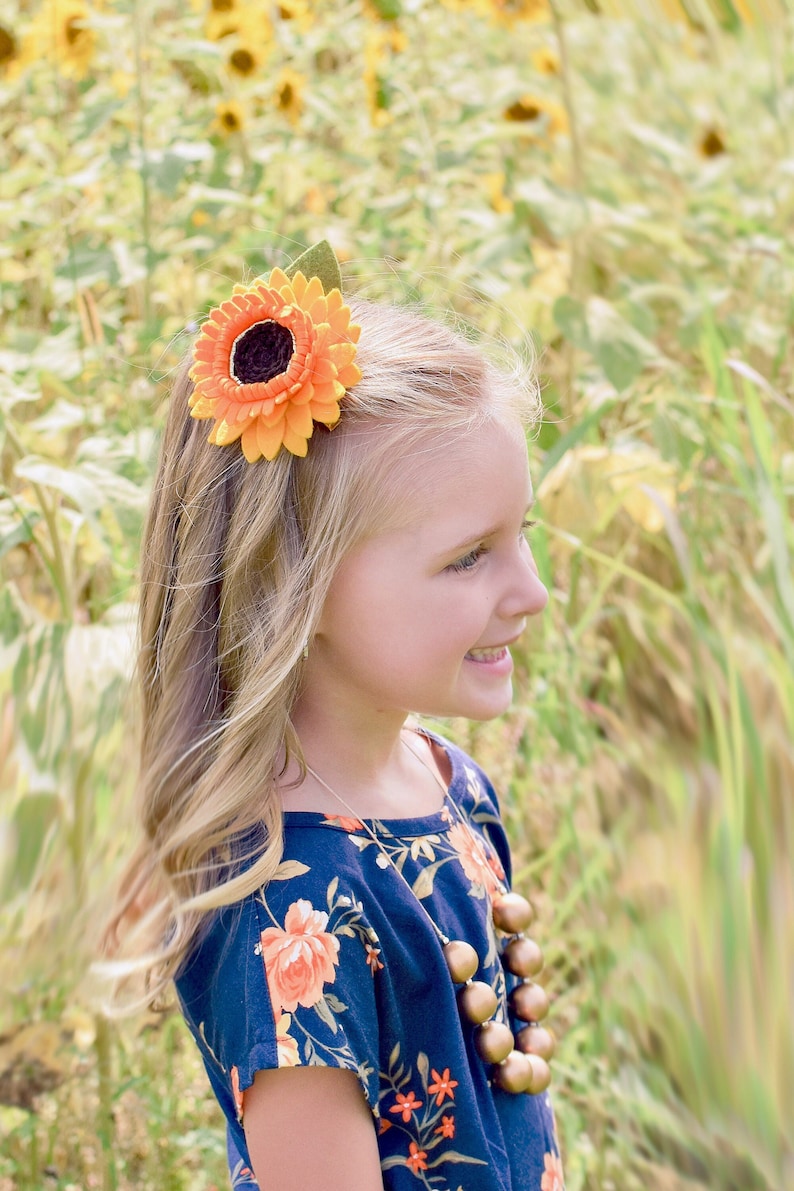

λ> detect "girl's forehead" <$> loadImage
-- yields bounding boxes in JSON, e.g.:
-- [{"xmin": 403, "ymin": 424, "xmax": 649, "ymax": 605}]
[{"xmin": 385, "ymin": 419, "xmax": 532, "ymax": 536}]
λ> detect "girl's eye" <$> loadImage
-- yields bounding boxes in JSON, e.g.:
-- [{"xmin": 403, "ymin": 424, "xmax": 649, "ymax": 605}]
[
  {"xmin": 522, "ymin": 519, "xmax": 538, "ymax": 538},
  {"xmin": 448, "ymin": 546, "xmax": 487, "ymax": 574}
]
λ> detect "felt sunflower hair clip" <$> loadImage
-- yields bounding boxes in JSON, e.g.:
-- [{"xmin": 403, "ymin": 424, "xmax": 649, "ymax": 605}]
[{"xmin": 188, "ymin": 240, "xmax": 362, "ymax": 463}]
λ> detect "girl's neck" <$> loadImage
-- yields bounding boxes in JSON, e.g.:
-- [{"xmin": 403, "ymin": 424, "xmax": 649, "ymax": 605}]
[{"xmin": 282, "ymin": 698, "xmax": 447, "ymax": 820}]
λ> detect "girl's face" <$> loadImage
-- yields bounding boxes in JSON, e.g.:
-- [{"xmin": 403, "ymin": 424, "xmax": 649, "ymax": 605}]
[{"xmin": 310, "ymin": 418, "xmax": 548, "ymax": 727}]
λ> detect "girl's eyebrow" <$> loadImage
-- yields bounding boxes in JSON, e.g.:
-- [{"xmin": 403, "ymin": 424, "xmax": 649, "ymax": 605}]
[{"xmin": 445, "ymin": 500, "xmax": 535, "ymax": 556}]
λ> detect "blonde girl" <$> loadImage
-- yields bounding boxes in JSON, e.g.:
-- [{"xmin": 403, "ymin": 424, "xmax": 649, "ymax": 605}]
[{"xmin": 105, "ymin": 243, "xmax": 565, "ymax": 1191}]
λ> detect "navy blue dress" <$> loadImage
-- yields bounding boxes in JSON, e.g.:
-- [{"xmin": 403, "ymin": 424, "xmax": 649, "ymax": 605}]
[{"xmin": 176, "ymin": 731, "xmax": 564, "ymax": 1190}]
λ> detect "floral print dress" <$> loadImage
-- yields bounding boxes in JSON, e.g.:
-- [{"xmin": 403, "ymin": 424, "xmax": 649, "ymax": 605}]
[{"xmin": 176, "ymin": 730, "xmax": 564, "ymax": 1191}]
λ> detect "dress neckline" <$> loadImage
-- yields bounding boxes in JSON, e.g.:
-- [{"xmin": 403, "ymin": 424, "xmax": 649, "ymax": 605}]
[{"xmin": 282, "ymin": 728, "xmax": 464, "ymax": 837}]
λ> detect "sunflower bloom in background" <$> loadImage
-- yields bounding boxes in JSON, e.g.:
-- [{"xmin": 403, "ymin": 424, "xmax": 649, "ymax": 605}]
[
  {"xmin": 503, "ymin": 93, "xmax": 569, "ymax": 138},
  {"xmin": 189, "ymin": 268, "xmax": 362, "ymax": 462},
  {"xmin": 531, "ymin": 45, "xmax": 559, "ymax": 74},
  {"xmin": 275, "ymin": 0, "xmax": 313, "ymax": 31},
  {"xmin": 0, "ymin": 23, "xmax": 17, "ymax": 71},
  {"xmin": 18, "ymin": 0, "xmax": 98, "ymax": 79},
  {"xmin": 214, "ymin": 99, "xmax": 245, "ymax": 135},
  {"xmin": 274, "ymin": 67, "xmax": 305, "ymax": 125},
  {"xmin": 205, "ymin": 0, "xmax": 243, "ymax": 42}
]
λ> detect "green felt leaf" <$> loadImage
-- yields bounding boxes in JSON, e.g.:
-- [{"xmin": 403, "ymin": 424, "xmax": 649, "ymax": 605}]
[{"xmin": 286, "ymin": 239, "xmax": 343, "ymax": 293}]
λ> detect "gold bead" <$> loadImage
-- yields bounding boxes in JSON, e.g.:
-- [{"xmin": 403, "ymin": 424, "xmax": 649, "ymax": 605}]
[
  {"xmin": 492, "ymin": 1049, "xmax": 535, "ymax": 1094},
  {"xmin": 502, "ymin": 935, "xmax": 544, "ymax": 978},
  {"xmin": 492, "ymin": 892, "xmax": 534, "ymax": 934},
  {"xmin": 473, "ymin": 1021, "xmax": 514, "ymax": 1064},
  {"xmin": 526, "ymin": 1054, "xmax": 552, "ymax": 1094},
  {"xmin": 443, "ymin": 939, "xmax": 479, "ymax": 984},
  {"xmin": 508, "ymin": 980, "xmax": 550, "ymax": 1022},
  {"xmin": 515, "ymin": 1024, "xmax": 556, "ymax": 1061},
  {"xmin": 458, "ymin": 980, "xmax": 498, "ymax": 1025}
]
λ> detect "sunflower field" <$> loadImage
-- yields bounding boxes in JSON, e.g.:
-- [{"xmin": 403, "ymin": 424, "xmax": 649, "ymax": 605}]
[{"xmin": 1, "ymin": 0, "xmax": 792, "ymax": 1188}]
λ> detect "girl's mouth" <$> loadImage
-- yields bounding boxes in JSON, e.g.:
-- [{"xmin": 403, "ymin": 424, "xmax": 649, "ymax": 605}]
[{"xmin": 465, "ymin": 646, "xmax": 508, "ymax": 663}]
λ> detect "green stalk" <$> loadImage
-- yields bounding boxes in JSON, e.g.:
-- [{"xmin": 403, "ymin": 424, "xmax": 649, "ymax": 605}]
[
  {"xmin": 94, "ymin": 1013, "xmax": 118, "ymax": 1191},
  {"xmin": 3, "ymin": 421, "xmax": 72, "ymax": 620},
  {"xmin": 548, "ymin": 0, "xmax": 590, "ymax": 415},
  {"xmin": 132, "ymin": 0, "xmax": 152, "ymax": 330}
]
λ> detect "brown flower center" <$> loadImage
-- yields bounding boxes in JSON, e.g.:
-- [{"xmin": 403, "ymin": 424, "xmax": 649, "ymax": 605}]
[
  {"xmin": 229, "ymin": 47, "xmax": 255, "ymax": 74},
  {"xmin": 0, "ymin": 25, "xmax": 16, "ymax": 64},
  {"xmin": 230, "ymin": 320, "xmax": 296, "ymax": 385}
]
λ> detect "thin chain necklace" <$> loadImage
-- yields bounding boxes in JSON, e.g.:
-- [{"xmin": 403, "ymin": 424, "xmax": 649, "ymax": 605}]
[{"xmin": 303, "ymin": 730, "xmax": 555, "ymax": 1096}]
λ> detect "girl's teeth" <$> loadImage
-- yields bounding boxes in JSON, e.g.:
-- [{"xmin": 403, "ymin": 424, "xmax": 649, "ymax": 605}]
[{"xmin": 467, "ymin": 647, "xmax": 506, "ymax": 662}]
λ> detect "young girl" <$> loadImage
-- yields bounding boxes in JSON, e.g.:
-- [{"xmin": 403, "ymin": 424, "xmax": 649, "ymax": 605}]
[{"xmin": 106, "ymin": 242, "xmax": 565, "ymax": 1191}]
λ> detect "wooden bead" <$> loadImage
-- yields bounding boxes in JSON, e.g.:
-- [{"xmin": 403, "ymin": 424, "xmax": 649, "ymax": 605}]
[
  {"xmin": 443, "ymin": 939, "xmax": 479, "ymax": 984},
  {"xmin": 458, "ymin": 981, "xmax": 498, "ymax": 1025},
  {"xmin": 473, "ymin": 1021, "xmax": 514, "ymax": 1064},
  {"xmin": 492, "ymin": 1050, "xmax": 535, "ymax": 1094},
  {"xmin": 515, "ymin": 1024, "xmax": 556, "ymax": 1061},
  {"xmin": 502, "ymin": 935, "xmax": 544, "ymax": 978},
  {"xmin": 492, "ymin": 892, "xmax": 534, "ymax": 934},
  {"xmin": 526, "ymin": 1054, "xmax": 552, "ymax": 1095},
  {"xmin": 508, "ymin": 980, "xmax": 550, "ymax": 1022}
]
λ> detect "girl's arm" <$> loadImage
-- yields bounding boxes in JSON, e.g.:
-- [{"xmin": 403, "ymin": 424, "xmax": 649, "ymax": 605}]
[{"xmin": 244, "ymin": 1066, "xmax": 384, "ymax": 1190}]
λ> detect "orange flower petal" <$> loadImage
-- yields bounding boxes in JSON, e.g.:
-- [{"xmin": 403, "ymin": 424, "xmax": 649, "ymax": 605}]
[
  {"xmin": 286, "ymin": 402, "xmax": 314, "ymax": 437},
  {"xmin": 307, "ymin": 295, "xmax": 329, "ymax": 323},
  {"xmin": 257, "ymin": 420, "xmax": 287, "ymax": 461},
  {"xmin": 289, "ymin": 271, "xmax": 308, "ymax": 302},
  {"xmin": 328, "ymin": 342, "xmax": 357, "ymax": 369},
  {"xmin": 282, "ymin": 425, "xmax": 310, "ymax": 456},
  {"xmin": 336, "ymin": 362, "xmax": 363, "ymax": 388},
  {"xmin": 290, "ymin": 381, "xmax": 315, "ymax": 405},
  {"xmin": 211, "ymin": 418, "xmax": 247, "ymax": 446},
  {"xmin": 241, "ymin": 423, "xmax": 262, "ymax": 462},
  {"xmin": 309, "ymin": 401, "xmax": 341, "ymax": 425},
  {"xmin": 300, "ymin": 276, "xmax": 324, "ymax": 309}
]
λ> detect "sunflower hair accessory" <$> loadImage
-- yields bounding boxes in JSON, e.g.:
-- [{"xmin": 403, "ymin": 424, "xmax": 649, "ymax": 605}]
[{"xmin": 189, "ymin": 240, "xmax": 362, "ymax": 463}]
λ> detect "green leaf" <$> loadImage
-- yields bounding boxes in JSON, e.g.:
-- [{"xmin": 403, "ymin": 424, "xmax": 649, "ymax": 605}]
[
  {"xmin": 412, "ymin": 858, "xmax": 446, "ymax": 899},
  {"xmin": 286, "ymin": 240, "xmax": 343, "ymax": 294},
  {"xmin": 313, "ymin": 996, "xmax": 338, "ymax": 1033},
  {"xmin": 3, "ymin": 794, "xmax": 60, "ymax": 898},
  {"xmin": 271, "ymin": 860, "xmax": 310, "ymax": 880},
  {"xmin": 369, "ymin": 0, "xmax": 402, "ymax": 16},
  {"xmin": 426, "ymin": 1152, "xmax": 488, "ymax": 1168},
  {"xmin": 553, "ymin": 296, "xmax": 590, "ymax": 351}
]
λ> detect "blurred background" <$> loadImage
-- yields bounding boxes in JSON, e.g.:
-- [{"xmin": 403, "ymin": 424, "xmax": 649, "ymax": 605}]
[{"xmin": 0, "ymin": 0, "xmax": 791, "ymax": 1188}]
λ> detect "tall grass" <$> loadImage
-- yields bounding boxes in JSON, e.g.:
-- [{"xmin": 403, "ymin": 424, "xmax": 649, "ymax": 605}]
[{"xmin": 1, "ymin": 3, "xmax": 791, "ymax": 1188}]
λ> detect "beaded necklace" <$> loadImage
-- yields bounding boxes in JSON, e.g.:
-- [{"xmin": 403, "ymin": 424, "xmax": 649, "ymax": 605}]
[{"xmin": 303, "ymin": 731, "xmax": 556, "ymax": 1097}]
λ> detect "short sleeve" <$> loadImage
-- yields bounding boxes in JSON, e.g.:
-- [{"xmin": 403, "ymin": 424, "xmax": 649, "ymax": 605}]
[
  {"xmin": 175, "ymin": 853, "xmax": 382, "ymax": 1167},
  {"xmin": 250, "ymin": 867, "xmax": 381, "ymax": 1104}
]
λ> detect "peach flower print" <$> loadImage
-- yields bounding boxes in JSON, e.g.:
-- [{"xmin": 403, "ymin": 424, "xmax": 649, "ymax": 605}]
[
  {"xmin": 260, "ymin": 899, "xmax": 340, "ymax": 1013},
  {"xmin": 275, "ymin": 1012, "xmax": 301, "ymax": 1067},
  {"xmin": 448, "ymin": 822, "xmax": 500, "ymax": 894},
  {"xmin": 541, "ymin": 1151, "xmax": 565, "ymax": 1191}
]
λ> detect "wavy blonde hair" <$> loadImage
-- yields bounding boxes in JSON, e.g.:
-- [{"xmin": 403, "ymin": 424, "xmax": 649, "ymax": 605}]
[{"xmin": 102, "ymin": 298, "xmax": 541, "ymax": 1007}]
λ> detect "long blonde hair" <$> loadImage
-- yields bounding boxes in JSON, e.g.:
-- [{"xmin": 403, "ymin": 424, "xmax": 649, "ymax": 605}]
[{"xmin": 102, "ymin": 297, "xmax": 541, "ymax": 1006}]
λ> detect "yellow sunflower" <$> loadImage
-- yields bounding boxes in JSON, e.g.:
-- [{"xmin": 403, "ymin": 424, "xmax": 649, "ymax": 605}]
[
  {"xmin": 20, "ymin": 0, "xmax": 98, "ymax": 79},
  {"xmin": 531, "ymin": 46, "xmax": 559, "ymax": 74},
  {"xmin": 189, "ymin": 268, "xmax": 362, "ymax": 462},
  {"xmin": 274, "ymin": 67, "xmax": 304, "ymax": 125},
  {"xmin": 503, "ymin": 94, "xmax": 568, "ymax": 138},
  {"xmin": 205, "ymin": 0, "xmax": 243, "ymax": 41},
  {"xmin": 226, "ymin": 43, "xmax": 262, "ymax": 77},
  {"xmin": 275, "ymin": 0, "xmax": 313, "ymax": 28},
  {"xmin": 0, "ymin": 24, "xmax": 18, "ymax": 70},
  {"xmin": 214, "ymin": 99, "xmax": 245, "ymax": 135}
]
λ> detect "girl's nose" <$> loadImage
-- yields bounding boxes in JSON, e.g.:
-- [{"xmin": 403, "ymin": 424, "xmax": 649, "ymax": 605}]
[{"xmin": 504, "ymin": 543, "xmax": 548, "ymax": 620}]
